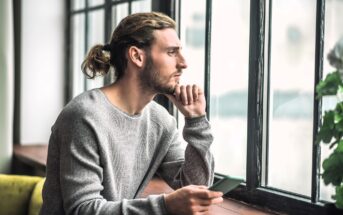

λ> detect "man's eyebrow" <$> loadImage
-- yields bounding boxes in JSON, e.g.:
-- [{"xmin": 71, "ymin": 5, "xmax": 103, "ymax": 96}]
[{"xmin": 165, "ymin": 46, "xmax": 182, "ymax": 50}]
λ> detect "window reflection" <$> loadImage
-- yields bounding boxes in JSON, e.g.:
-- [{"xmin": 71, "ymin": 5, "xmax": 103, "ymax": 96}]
[
  {"xmin": 267, "ymin": 0, "xmax": 316, "ymax": 196},
  {"xmin": 86, "ymin": 10, "xmax": 105, "ymax": 91},
  {"xmin": 209, "ymin": 0, "xmax": 250, "ymax": 179},
  {"xmin": 71, "ymin": 14, "xmax": 85, "ymax": 98}
]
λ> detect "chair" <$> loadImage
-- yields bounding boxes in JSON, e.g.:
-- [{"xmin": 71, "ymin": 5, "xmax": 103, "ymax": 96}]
[{"xmin": 0, "ymin": 174, "xmax": 45, "ymax": 215}]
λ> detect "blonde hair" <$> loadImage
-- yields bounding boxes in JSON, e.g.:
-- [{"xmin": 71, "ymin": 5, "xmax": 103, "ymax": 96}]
[{"xmin": 81, "ymin": 12, "xmax": 176, "ymax": 80}]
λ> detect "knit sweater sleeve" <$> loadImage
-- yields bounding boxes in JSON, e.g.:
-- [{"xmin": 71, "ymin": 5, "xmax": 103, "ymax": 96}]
[
  {"xmin": 55, "ymin": 117, "xmax": 168, "ymax": 215},
  {"xmin": 156, "ymin": 115, "xmax": 214, "ymax": 189}
]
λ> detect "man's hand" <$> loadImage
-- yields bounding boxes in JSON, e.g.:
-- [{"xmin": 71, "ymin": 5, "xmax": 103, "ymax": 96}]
[
  {"xmin": 164, "ymin": 185, "xmax": 223, "ymax": 215},
  {"xmin": 165, "ymin": 84, "xmax": 206, "ymax": 118}
]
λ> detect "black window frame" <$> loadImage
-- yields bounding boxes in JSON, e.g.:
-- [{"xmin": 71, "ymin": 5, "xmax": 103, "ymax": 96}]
[
  {"xmin": 65, "ymin": 0, "xmax": 341, "ymax": 214},
  {"xmin": 201, "ymin": 0, "xmax": 338, "ymax": 214}
]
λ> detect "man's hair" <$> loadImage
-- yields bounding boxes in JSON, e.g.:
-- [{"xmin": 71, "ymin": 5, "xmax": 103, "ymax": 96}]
[{"xmin": 81, "ymin": 12, "xmax": 176, "ymax": 80}]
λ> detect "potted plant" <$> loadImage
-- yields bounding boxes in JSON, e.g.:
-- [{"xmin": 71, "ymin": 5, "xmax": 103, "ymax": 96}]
[{"xmin": 316, "ymin": 37, "xmax": 343, "ymax": 210}]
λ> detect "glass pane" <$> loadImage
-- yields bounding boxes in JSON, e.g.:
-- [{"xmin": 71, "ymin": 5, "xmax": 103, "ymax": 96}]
[
  {"xmin": 267, "ymin": 0, "xmax": 316, "ymax": 196},
  {"xmin": 86, "ymin": 10, "xmax": 105, "ymax": 90},
  {"xmin": 89, "ymin": 0, "xmax": 105, "ymax": 7},
  {"xmin": 131, "ymin": 0, "xmax": 151, "ymax": 13},
  {"xmin": 320, "ymin": 0, "xmax": 343, "ymax": 202},
  {"xmin": 112, "ymin": 3, "xmax": 129, "ymax": 29},
  {"xmin": 71, "ymin": 14, "xmax": 86, "ymax": 97},
  {"xmin": 210, "ymin": 0, "xmax": 250, "ymax": 179},
  {"xmin": 72, "ymin": 0, "xmax": 85, "ymax": 10},
  {"xmin": 177, "ymin": 0, "xmax": 206, "ymax": 147}
]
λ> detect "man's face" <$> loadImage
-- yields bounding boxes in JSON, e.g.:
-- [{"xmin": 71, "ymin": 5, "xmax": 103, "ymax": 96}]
[{"xmin": 139, "ymin": 28, "xmax": 187, "ymax": 94}]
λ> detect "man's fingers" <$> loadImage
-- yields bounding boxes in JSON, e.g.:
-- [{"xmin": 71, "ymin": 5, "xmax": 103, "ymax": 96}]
[
  {"xmin": 180, "ymin": 85, "xmax": 188, "ymax": 105},
  {"xmin": 195, "ymin": 185, "xmax": 209, "ymax": 190},
  {"xmin": 186, "ymin": 85, "xmax": 193, "ymax": 104},
  {"xmin": 174, "ymin": 85, "xmax": 181, "ymax": 101},
  {"xmin": 188, "ymin": 185, "xmax": 223, "ymax": 199},
  {"xmin": 192, "ymin": 84, "xmax": 199, "ymax": 101},
  {"xmin": 210, "ymin": 197, "xmax": 224, "ymax": 205},
  {"xmin": 195, "ymin": 196, "xmax": 223, "ymax": 206},
  {"xmin": 170, "ymin": 84, "xmax": 203, "ymax": 106},
  {"xmin": 196, "ymin": 190, "xmax": 223, "ymax": 199}
]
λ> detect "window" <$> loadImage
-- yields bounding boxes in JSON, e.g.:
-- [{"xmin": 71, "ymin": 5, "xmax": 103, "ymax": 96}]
[
  {"xmin": 266, "ymin": 0, "xmax": 316, "ymax": 196},
  {"xmin": 67, "ymin": 0, "xmax": 152, "ymax": 99},
  {"xmin": 67, "ymin": 0, "xmax": 342, "ymax": 213},
  {"xmin": 178, "ymin": 0, "xmax": 342, "ymax": 214},
  {"xmin": 320, "ymin": 0, "xmax": 343, "ymax": 203}
]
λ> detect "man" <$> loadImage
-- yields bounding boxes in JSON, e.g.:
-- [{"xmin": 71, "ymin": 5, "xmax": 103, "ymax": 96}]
[{"xmin": 41, "ymin": 12, "xmax": 223, "ymax": 215}]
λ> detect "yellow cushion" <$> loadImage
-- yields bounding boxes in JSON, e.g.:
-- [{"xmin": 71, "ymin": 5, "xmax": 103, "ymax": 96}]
[
  {"xmin": 0, "ymin": 174, "xmax": 43, "ymax": 215},
  {"xmin": 28, "ymin": 178, "xmax": 45, "ymax": 215}
]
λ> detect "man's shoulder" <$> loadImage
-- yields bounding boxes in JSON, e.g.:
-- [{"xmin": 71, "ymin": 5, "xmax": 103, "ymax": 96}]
[
  {"xmin": 147, "ymin": 100, "xmax": 172, "ymax": 117},
  {"xmin": 146, "ymin": 100, "xmax": 176, "ymax": 130},
  {"xmin": 54, "ymin": 90, "xmax": 101, "ymax": 125}
]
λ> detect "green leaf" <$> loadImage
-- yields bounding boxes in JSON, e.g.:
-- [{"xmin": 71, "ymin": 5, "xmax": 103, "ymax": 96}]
[
  {"xmin": 333, "ymin": 103, "xmax": 343, "ymax": 134},
  {"xmin": 335, "ymin": 140, "xmax": 343, "ymax": 153},
  {"xmin": 335, "ymin": 111, "xmax": 343, "ymax": 124},
  {"xmin": 322, "ymin": 151, "xmax": 343, "ymax": 186},
  {"xmin": 334, "ymin": 185, "xmax": 343, "ymax": 209},
  {"xmin": 316, "ymin": 71, "xmax": 342, "ymax": 98},
  {"xmin": 317, "ymin": 111, "xmax": 336, "ymax": 144},
  {"xmin": 335, "ymin": 120, "xmax": 343, "ymax": 133}
]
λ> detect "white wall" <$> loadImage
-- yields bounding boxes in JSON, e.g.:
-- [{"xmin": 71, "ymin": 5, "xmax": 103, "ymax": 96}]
[
  {"xmin": 20, "ymin": 0, "xmax": 65, "ymax": 144},
  {"xmin": 0, "ymin": 0, "xmax": 14, "ymax": 173}
]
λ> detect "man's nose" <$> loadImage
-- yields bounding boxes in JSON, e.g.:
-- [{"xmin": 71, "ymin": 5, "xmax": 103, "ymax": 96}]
[{"xmin": 177, "ymin": 53, "xmax": 188, "ymax": 69}]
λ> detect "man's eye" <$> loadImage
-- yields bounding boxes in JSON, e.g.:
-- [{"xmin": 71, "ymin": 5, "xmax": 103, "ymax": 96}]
[{"xmin": 168, "ymin": 50, "xmax": 177, "ymax": 55}]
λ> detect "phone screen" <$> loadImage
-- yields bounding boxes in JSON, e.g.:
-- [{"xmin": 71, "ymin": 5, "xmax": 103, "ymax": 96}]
[{"xmin": 209, "ymin": 176, "xmax": 244, "ymax": 194}]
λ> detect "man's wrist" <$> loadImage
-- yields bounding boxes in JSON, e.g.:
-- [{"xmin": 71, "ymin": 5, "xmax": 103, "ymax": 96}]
[
  {"xmin": 163, "ymin": 193, "xmax": 173, "ymax": 215},
  {"xmin": 183, "ymin": 111, "xmax": 206, "ymax": 118}
]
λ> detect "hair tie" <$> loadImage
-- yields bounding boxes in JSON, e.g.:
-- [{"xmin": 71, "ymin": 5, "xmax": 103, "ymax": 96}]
[{"xmin": 102, "ymin": 44, "xmax": 111, "ymax": 51}]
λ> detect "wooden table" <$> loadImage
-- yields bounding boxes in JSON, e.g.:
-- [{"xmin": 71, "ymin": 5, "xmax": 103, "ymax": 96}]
[
  {"xmin": 13, "ymin": 144, "xmax": 48, "ymax": 176},
  {"xmin": 142, "ymin": 177, "xmax": 276, "ymax": 215}
]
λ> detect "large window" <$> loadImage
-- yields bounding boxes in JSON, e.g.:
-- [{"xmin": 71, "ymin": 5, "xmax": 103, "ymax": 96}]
[
  {"xmin": 267, "ymin": 0, "xmax": 316, "ymax": 196},
  {"xmin": 178, "ymin": 0, "xmax": 342, "ymax": 214},
  {"xmin": 68, "ymin": 0, "xmax": 152, "ymax": 99},
  {"xmin": 67, "ymin": 0, "xmax": 342, "ymax": 213}
]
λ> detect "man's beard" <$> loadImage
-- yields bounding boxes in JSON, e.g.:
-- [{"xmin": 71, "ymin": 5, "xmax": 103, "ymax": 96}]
[{"xmin": 139, "ymin": 56, "xmax": 178, "ymax": 95}]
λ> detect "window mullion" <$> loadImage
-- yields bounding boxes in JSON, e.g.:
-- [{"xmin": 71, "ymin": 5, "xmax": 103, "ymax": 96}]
[
  {"xmin": 261, "ymin": 0, "xmax": 273, "ymax": 187},
  {"xmin": 152, "ymin": 0, "xmax": 175, "ymax": 18},
  {"xmin": 128, "ymin": 0, "xmax": 132, "ymax": 14},
  {"xmin": 204, "ymin": 0, "xmax": 212, "ymax": 120},
  {"xmin": 311, "ymin": 0, "xmax": 326, "ymax": 203},
  {"xmin": 84, "ymin": 0, "xmax": 89, "ymax": 91},
  {"xmin": 246, "ymin": 0, "xmax": 266, "ymax": 190},
  {"xmin": 104, "ymin": 0, "xmax": 113, "ymax": 85},
  {"xmin": 65, "ymin": 0, "xmax": 72, "ymax": 103}
]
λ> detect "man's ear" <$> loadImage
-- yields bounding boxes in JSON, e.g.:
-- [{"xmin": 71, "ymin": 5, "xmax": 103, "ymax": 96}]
[{"xmin": 128, "ymin": 46, "xmax": 145, "ymax": 68}]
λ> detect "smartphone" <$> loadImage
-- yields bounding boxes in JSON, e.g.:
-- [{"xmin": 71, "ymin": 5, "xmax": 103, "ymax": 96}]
[{"xmin": 209, "ymin": 176, "xmax": 244, "ymax": 194}]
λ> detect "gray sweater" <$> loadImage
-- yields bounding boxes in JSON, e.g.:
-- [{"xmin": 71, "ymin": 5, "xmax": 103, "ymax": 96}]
[{"xmin": 40, "ymin": 89, "xmax": 214, "ymax": 215}]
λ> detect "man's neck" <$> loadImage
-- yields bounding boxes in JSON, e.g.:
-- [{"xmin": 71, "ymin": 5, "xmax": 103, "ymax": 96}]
[{"xmin": 100, "ymin": 76, "xmax": 156, "ymax": 116}]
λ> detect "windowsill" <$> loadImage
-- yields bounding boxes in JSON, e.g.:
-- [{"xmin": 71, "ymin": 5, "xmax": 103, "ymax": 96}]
[
  {"xmin": 13, "ymin": 144, "xmax": 48, "ymax": 170},
  {"xmin": 13, "ymin": 144, "xmax": 276, "ymax": 215},
  {"xmin": 13, "ymin": 144, "xmax": 48, "ymax": 176}
]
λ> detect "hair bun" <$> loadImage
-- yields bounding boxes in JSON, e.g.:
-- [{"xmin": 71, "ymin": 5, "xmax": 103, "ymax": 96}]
[{"xmin": 102, "ymin": 44, "xmax": 111, "ymax": 51}]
